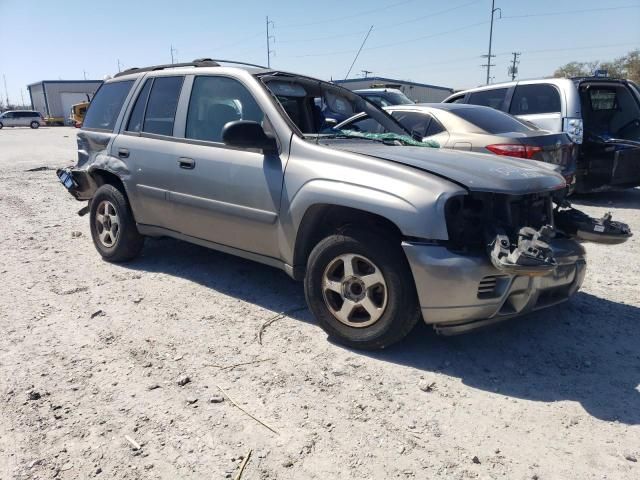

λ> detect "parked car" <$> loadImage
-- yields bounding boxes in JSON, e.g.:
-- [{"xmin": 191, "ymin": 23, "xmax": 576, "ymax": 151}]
[
  {"xmin": 56, "ymin": 59, "xmax": 631, "ymax": 349},
  {"xmin": 0, "ymin": 110, "xmax": 45, "ymax": 129},
  {"xmin": 354, "ymin": 88, "xmax": 414, "ymax": 107},
  {"xmin": 336, "ymin": 103, "xmax": 576, "ymax": 189},
  {"xmin": 443, "ymin": 77, "xmax": 640, "ymax": 193}
]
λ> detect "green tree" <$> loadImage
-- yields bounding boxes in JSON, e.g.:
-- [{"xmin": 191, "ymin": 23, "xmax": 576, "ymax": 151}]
[{"xmin": 553, "ymin": 50, "xmax": 640, "ymax": 83}]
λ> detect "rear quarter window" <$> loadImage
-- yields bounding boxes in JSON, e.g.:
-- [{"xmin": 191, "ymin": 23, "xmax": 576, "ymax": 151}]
[
  {"xmin": 509, "ymin": 84, "xmax": 561, "ymax": 115},
  {"xmin": 83, "ymin": 80, "xmax": 134, "ymax": 131},
  {"xmin": 467, "ymin": 88, "xmax": 508, "ymax": 110}
]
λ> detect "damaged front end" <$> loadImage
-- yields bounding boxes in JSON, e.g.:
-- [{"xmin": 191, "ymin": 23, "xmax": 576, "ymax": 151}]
[{"xmin": 445, "ymin": 190, "xmax": 632, "ymax": 276}]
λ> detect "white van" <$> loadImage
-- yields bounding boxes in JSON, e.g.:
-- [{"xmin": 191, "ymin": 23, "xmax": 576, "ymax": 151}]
[
  {"xmin": 444, "ymin": 78, "xmax": 640, "ymax": 193},
  {"xmin": 0, "ymin": 110, "xmax": 45, "ymax": 129}
]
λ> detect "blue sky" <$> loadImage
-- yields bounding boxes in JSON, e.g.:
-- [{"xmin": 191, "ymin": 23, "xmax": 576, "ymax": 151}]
[{"xmin": 1, "ymin": 0, "xmax": 639, "ymax": 105}]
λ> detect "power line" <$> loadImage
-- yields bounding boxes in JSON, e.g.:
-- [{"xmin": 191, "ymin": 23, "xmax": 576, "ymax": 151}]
[{"xmin": 501, "ymin": 4, "xmax": 640, "ymax": 19}]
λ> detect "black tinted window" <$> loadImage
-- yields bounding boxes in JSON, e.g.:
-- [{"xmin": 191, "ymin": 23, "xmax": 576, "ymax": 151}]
[
  {"xmin": 143, "ymin": 76, "xmax": 184, "ymax": 136},
  {"xmin": 126, "ymin": 79, "xmax": 152, "ymax": 132},
  {"xmin": 454, "ymin": 106, "xmax": 532, "ymax": 134},
  {"xmin": 186, "ymin": 76, "xmax": 263, "ymax": 143},
  {"xmin": 391, "ymin": 111, "xmax": 430, "ymax": 137},
  {"xmin": 83, "ymin": 80, "xmax": 133, "ymax": 130},
  {"xmin": 589, "ymin": 88, "xmax": 618, "ymax": 110},
  {"xmin": 468, "ymin": 88, "xmax": 508, "ymax": 110},
  {"xmin": 509, "ymin": 84, "xmax": 561, "ymax": 115},
  {"xmin": 425, "ymin": 116, "xmax": 445, "ymax": 136}
]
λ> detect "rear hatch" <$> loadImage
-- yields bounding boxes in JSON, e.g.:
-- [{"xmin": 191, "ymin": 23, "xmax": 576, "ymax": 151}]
[{"xmin": 577, "ymin": 79, "xmax": 640, "ymax": 190}]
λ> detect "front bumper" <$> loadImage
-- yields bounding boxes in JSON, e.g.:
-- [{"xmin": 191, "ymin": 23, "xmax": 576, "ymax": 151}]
[{"xmin": 402, "ymin": 240, "xmax": 586, "ymax": 335}]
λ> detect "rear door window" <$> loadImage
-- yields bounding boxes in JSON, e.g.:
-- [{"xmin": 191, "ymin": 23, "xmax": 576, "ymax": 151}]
[
  {"xmin": 468, "ymin": 88, "xmax": 508, "ymax": 110},
  {"xmin": 126, "ymin": 79, "xmax": 153, "ymax": 133},
  {"xmin": 83, "ymin": 80, "xmax": 134, "ymax": 131},
  {"xmin": 142, "ymin": 76, "xmax": 184, "ymax": 136},
  {"xmin": 589, "ymin": 88, "xmax": 618, "ymax": 110},
  {"xmin": 509, "ymin": 84, "xmax": 561, "ymax": 115}
]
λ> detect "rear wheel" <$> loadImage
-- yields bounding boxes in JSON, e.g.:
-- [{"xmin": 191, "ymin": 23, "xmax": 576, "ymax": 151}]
[
  {"xmin": 30, "ymin": 121, "xmax": 39, "ymax": 129},
  {"xmin": 0, "ymin": 122, "xmax": 3, "ymax": 129},
  {"xmin": 90, "ymin": 184, "xmax": 144, "ymax": 262},
  {"xmin": 304, "ymin": 228, "xmax": 420, "ymax": 350}
]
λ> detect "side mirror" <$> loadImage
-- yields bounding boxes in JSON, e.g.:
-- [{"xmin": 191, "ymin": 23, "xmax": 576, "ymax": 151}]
[{"xmin": 222, "ymin": 120, "xmax": 278, "ymax": 154}]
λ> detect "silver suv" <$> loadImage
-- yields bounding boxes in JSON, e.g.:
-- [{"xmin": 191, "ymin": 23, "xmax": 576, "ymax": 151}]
[{"xmin": 57, "ymin": 59, "xmax": 631, "ymax": 349}]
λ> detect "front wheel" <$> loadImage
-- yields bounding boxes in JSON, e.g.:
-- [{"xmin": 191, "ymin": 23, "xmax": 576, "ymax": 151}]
[
  {"xmin": 89, "ymin": 184, "xmax": 144, "ymax": 262},
  {"xmin": 304, "ymin": 228, "xmax": 420, "ymax": 350},
  {"xmin": 30, "ymin": 121, "xmax": 39, "ymax": 129},
  {"xmin": 0, "ymin": 122, "xmax": 3, "ymax": 129}
]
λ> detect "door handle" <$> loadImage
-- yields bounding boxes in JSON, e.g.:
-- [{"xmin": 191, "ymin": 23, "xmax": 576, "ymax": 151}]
[
  {"xmin": 118, "ymin": 148, "xmax": 129, "ymax": 158},
  {"xmin": 178, "ymin": 157, "xmax": 195, "ymax": 169}
]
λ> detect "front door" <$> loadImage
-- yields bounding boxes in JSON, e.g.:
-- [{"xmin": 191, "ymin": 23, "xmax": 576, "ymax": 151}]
[{"xmin": 167, "ymin": 75, "xmax": 285, "ymax": 259}]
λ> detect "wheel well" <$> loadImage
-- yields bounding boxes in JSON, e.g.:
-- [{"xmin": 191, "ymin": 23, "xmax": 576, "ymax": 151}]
[
  {"xmin": 292, "ymin": 204, "xmax": 404, "ymax": 280},
  {"xmin": 90, "ymin": 170, "xmax": 127, "ymax": 196}
]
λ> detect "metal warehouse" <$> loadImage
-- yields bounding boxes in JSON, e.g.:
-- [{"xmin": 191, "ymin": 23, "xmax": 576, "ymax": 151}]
[
  {"xmin": 27, "ymin": 80, "xmax": 102, "ymax": 124},
  {"xmin": 334, "ymin": 77, "xmax": 453, "ymax": 103}
]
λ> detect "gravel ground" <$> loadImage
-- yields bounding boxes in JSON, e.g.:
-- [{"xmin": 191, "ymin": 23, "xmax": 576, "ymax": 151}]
[{"xmin": 1, "ymin": 127, "xmax": 639, "ymax": 479}]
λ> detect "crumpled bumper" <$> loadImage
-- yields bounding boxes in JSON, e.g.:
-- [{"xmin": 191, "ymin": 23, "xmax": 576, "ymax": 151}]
[{"xmin": 402, "ymin": 240, "xmax": 586, "ymax": 335}]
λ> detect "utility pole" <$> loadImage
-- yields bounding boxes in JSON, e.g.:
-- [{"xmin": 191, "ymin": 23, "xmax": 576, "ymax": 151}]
[
  {"xmin": 482, "ymin": 0, "xmax": 501, "ymax": 85},
  {"xmin": 117, "ymin": 59, "xmax": 123, "ymax": 73},
  {"xmin": 20, "ymin": 89, "xmax": 25, "ymax": 106},
  {"xmin": 170, "ymin": 45, "xmax": 177, "ymax": 64},
  {"xmin": 3, "ymin": 75, "xmax": 9, "ymax": 107},
  {"xmin": 266, "ymin": 16, "xmax": 275, "ymax": 68},
  {"xmin": 508, "ymin": 52, "xmax": 521, "ymax": 81},
  {"xmin": 83, "ymin": 70, "xmax": 87, "ymax": 80},
  {"xmin": 361, "ymin": 69, "xmax": 373, "ymax": 78},
  {"xmin": 345, "ymin": 25, "xmax": 374, "ymax": 80}
]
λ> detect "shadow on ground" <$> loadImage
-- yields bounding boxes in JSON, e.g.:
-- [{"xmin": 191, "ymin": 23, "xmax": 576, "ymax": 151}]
[
  {"xmin": 571, "ymin": 186, "xmax": 640, "ymax": 210},
  {"xmin": 123, "ymin": 237, "xmax": 640, "ymax": 425}
]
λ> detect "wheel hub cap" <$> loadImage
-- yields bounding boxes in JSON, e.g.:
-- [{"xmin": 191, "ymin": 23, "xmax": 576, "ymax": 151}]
[
  {"xmin": 321, "ymin": 253, "xmax": 388, "ymax": 328},
  {"xmin": 95, "ymin": 200, "xmax": 120, "ymax": 248}
]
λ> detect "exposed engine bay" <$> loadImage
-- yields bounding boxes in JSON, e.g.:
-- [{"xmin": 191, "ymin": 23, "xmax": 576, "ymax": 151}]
[{"xmin": 444, "ymin": 190, "xmax": 632, "ymax": 275}]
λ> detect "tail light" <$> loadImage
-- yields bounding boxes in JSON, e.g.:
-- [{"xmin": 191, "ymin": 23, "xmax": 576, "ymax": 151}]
[
  {"xmin": 485, "ymin": 144, "xmax": 543, "ymax": 159},
  {"xmin": 562, "ymin": 117, "xmax": 583, "ymax": 144}
]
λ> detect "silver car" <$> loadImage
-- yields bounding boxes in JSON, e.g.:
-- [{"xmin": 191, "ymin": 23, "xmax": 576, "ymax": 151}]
[
  {"xmin": 56, "ymin": 59, "xmax": 631, "ymax": 349},
  {"xmin": 336, "ymin": 103, "xmax": 576, "ymax": 187},
  {"xmin": 0, "ymin": 110, "xmax": 45, "ymax": 129},
  {"xmin": 444, "ymin": 77, "xmax": 640, "ymax": 192}
]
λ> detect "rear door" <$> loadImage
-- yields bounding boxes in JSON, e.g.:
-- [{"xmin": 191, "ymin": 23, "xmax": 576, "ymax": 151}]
[
  {"xmin": 508, "ymin": 83, "xmax": 563, "ymax": 133},
  {"xmin": 111, "ymin": 75, "xmax": 185, "ymax": 229}
]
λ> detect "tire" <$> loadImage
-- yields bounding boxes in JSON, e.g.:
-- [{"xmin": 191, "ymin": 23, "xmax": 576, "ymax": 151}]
[
  {"xmin": 89, "ymin": 184, "xmax": 144, "ymax": 262},
  {"xmin": 30, "ymin": 121, "xmax": 39, "ymax": 129},
  {"xmin": 304, "ymin": 227, "xmax": 420, "ymax": 350},
  {"xmin": 0, "ymin": 122, "xmax": 3, "ymax": 129}
]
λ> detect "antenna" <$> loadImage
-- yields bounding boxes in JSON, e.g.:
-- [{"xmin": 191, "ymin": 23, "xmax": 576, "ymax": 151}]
[
  {"xmin": 345, "ymin": 25, "xmax": 373, "ymax": 80},
  {"xmin": 266, "ymin": 16, "xmax": 275, "ymax": 68}
]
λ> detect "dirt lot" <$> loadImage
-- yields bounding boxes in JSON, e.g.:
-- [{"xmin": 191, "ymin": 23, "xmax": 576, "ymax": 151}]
[{"xmin": 1, "ymin": 127, "xmax": 639, "ymax": 479}]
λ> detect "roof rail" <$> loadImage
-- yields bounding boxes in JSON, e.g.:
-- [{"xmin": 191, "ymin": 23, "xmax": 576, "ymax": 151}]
[
  {"xmin": 113, "ymin": 58, "xmax": 220, "ymax": 78},
  {"xmin": 113, "ymin": 58, "xmax": 268, "ymax": 78}
]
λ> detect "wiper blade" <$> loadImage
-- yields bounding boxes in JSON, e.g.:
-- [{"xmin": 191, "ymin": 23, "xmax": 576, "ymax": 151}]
[{"xmin": 328, "ymin": 129, "xmax": 439, "ymax": 148}]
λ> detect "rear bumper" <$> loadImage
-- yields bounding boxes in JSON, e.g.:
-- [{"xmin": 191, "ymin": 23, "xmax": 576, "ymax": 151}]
[{"xmin": 402, "ymin": 240, "xmax": 586, "ymax": 335}]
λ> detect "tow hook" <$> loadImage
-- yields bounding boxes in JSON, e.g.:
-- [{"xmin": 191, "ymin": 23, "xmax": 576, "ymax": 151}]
[
  {"xmin": 489, "ymin": 225, "xmax": 558, "ymax": 275},
  {"xmin": 554, "ymin": 207, "xmax": 632, "ymax": 244}
]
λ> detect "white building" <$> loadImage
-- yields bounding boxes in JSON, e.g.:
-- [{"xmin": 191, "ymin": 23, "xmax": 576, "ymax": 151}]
[
  {"xmin": 334, "ymin": 77, "xmax": 453, "ymax": 103},
  {"xmin": 28, "ymin": 80, "xmax": 102, "ymax": 124}
]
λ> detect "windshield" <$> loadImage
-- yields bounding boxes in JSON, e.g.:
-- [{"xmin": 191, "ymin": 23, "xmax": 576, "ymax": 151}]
[
  {"xmin": 453, "ymin": 106, "xmax": 535, "ymax": 134},
  {"xmin": 381, "ymin": 91, "xmax": 414, "ymax": 106},
  {"xmin": 259, "ymin": 74, "xmax": 409, "ymax": 139}
]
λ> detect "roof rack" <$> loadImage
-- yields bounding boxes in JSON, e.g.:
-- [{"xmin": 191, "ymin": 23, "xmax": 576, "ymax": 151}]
[{"xmin": 114, "ymin": 58, "xmax": 268, "ymax": 78}]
